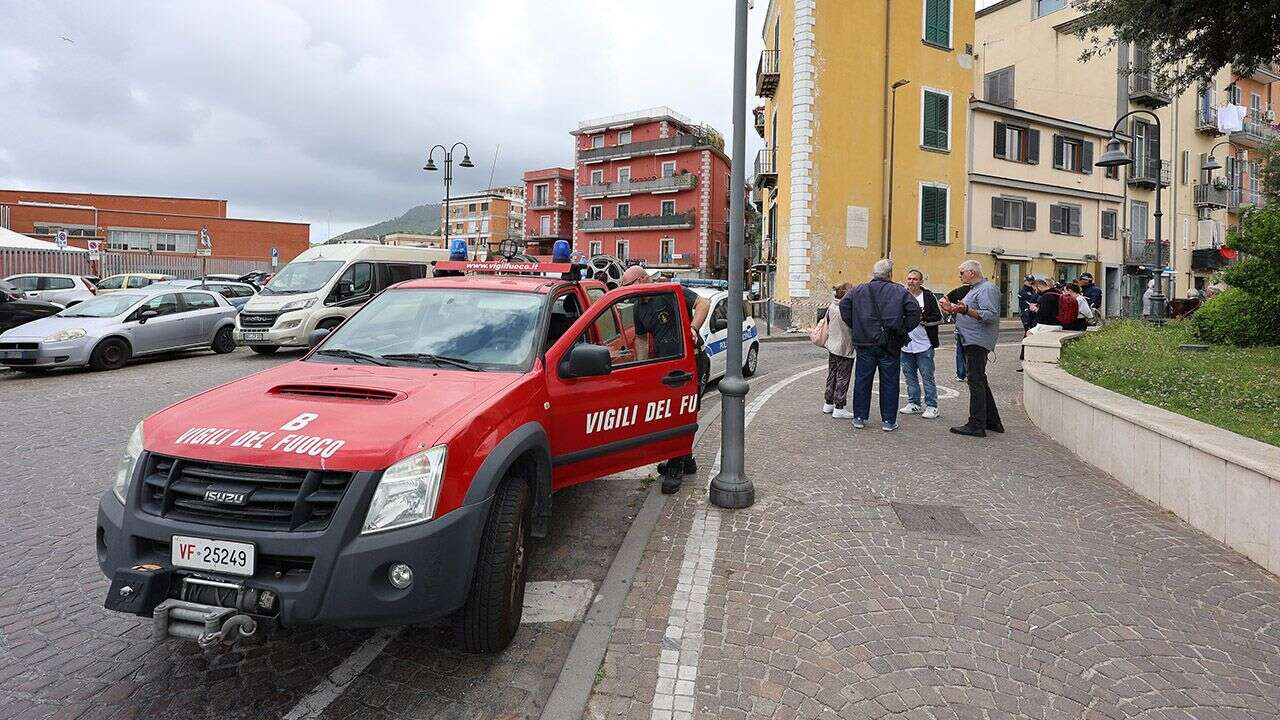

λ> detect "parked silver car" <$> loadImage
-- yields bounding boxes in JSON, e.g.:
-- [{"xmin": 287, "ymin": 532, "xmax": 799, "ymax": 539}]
[
  {"xmin": 150, "ymin": 279, "xmax": 258, "ymax": 309},
  {"xmin": 2, "ymin": 273, "xmax": 97, "ymax": 307},
  {"xmin": 0, "ymin": 287, "xmax": 238, "ymax": 372}
]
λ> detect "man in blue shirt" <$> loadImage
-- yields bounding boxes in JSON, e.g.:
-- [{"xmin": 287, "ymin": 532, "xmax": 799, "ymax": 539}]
[{"xmin": 939, "ymin": 260, "xmax": 1003, "ymax": 438}]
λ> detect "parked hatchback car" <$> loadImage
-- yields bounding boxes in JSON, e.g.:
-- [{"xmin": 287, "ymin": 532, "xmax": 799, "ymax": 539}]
[
  {"xmin": 95, "ymin": 273, "xmax": 175, "ymax": 295},
  {"xmin": 2, "ymin": 273, "xmax": 97, "ymax": 307},
  {"xmin": 151, "ymin": 279, "xmax": 257, "ymax": 309},
  {"xmin": 0, "ymin": 287, "xmax": 238, "ymax": 372},
  {"xmin": 0, "ymin": 280, "xmax": 64, "ymax": 333}
]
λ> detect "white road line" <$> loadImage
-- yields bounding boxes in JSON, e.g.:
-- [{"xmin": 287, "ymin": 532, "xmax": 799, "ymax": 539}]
[
  {"xmin": 651, "ymin": 365, "xmax": 826, "ymax": 720},
  {"xmin": 522, "ymin": 580, "xmax": 596, "ymax": 624},
  {"xmin": 283, "ymin": 626, "xmax": 400, "ymax": 720}
]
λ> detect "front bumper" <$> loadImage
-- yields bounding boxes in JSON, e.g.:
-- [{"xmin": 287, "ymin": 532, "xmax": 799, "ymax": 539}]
[
  {"xmin": 233, "ymin": 323, "xmax": 307, "ymax": 348},
  {"xmin": 97, "ymin": 467, "xmax": 491, "ymax": 628},
  {"xmin": 0, "ymin": 337, "xmax": 93, "ymax": 368}
]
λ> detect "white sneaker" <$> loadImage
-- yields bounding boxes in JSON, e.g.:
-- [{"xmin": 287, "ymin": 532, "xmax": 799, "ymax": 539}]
[
  {"xmin": 922, "ymin": 406, "xmax": 940, "ymax": 419},
  {"xmin": 822, "ymin": 403, "xmax": 834, "ymax": 414},
  {"xmin": 832, "ymin": 408, "xmax": 856, "ymax": 419},
  {"xmin": 901, "ymin": 404, "xmax": 923, "ymax": 415}
]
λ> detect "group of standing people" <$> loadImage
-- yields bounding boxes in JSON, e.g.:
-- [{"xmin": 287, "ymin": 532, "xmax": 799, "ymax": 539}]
[{"xmin": 817, "ymin": 258, "xmax": 1003, "ymax": 439}]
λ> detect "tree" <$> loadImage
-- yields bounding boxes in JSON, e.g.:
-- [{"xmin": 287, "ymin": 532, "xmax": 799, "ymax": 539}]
[
  {"xmin": 1073, "ymin": 0, "xmax": 1280, "ymax": 93},
  {"xmin": 1255, "ymin": 139, "xmax": 1280, "ymax": 203},
  {"xmin": 1192, "ymin": 203, "xmax": 1280, "ymax": 345}
]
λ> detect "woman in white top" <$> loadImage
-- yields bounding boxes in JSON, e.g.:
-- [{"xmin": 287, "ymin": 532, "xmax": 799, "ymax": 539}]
[{"xmin": 823, "ymin": 283, "xmax": 856, "ymax": 419}]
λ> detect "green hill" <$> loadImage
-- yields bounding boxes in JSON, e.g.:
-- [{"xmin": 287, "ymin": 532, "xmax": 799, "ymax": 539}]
[{"xmin": 328, "ymin": 203, "xmax": 441, "ymax": 242}]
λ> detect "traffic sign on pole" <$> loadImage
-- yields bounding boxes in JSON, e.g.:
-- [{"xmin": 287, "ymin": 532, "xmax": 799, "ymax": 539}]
[
  {"xmin": 271, "ymin": 247, "xmax": 279, "ymax": 268},
  {"xmin": 87, "ymin": 239, "xmax": 101, "ymax": 261},
  {"xmin": 197, "ymin": 228, "xmax": 212, "ymax": 257},
  {"xmin": 55, "ymin": 230, "xmax": 68, "ymax": 250}
]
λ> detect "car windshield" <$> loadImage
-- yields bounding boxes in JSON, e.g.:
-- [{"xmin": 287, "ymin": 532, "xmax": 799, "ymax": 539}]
[
  {"xmin": 58, "ymin": 294, "xmax": 145, "ymax": 318},
  {"xmin": 260, "ymin": 260, "xmax": 344, "ymax": 295},
  {"xmin": 312, "ymin": 288, "xmax": 545, "ymax": 372}
]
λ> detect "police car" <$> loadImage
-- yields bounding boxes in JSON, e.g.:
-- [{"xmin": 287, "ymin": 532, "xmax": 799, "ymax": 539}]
[
  {"xmin": 679, "ymin": 279, "xmax": 760, "ymax": 387},
  {"xmin": 96, "ymin": 243, "xmax": 704, "ymax": 654}
]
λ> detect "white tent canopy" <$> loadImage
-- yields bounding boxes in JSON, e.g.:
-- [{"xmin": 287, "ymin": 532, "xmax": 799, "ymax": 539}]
[{"xmin": 0, "ymin": 226, "xmax": 89, "ymax": 252}]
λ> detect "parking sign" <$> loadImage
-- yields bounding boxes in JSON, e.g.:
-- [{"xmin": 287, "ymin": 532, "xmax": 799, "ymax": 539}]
[{"xmin": 271, "ymin": 247, "xmax": 279, "ymax": 268}]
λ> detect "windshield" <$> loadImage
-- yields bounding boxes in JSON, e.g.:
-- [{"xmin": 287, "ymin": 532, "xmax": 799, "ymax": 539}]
[
  {"xmin": 59, "ymin": 293, "xmax": 145, "ymax": 318},
  {"xmin": 312, "ymin": 288, "xmax": 545, "ymax": 372},
  {"xmin": 261, "ymin": 260, "xmax": 344, "ymax": 295}
]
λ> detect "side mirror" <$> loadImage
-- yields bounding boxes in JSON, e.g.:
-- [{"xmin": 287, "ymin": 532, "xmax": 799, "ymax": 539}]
[
  {"xmin": 711, "ymin": 317, "xmax": 728, "ymax": 332},
  {"xmin": 137, "ymin": 309, "xmax": 159, "ymax": 324},
  {"xmin": 558, "ymin": 343, "xmax": 612, "ymax": 378},
  {"xmin": 308, "ymin": 328, "xmax": 330, "ymax": 348},
  {"xmin": 336, "ymin": 281, "xmax": 354, "ymax": 297}
]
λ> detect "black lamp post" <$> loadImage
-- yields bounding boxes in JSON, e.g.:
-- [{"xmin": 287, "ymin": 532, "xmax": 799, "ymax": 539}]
[
  {"xmin": 424, "ymin": 143, "xmax": 475, "ymax": 248},
  {"xmin": 1096, "ymin": 110, "xmax": 1167, "ymax": 324},
  {"xmin": 885, "ymin": 79, "xmax": 910, "ymax": 258}
]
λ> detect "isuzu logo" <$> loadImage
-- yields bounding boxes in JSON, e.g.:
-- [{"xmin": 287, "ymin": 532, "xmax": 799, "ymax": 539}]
[{"xmin": 204, "ymin": 489, "xmax": 250, "ymax": 506}]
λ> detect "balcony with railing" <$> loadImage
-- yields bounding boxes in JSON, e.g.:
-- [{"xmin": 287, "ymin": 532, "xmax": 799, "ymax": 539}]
[
  {"xmin": 1195, "ymin": 107, "xmax": 1223, "ymax": 136},
  {"xmin": 753, "ymin": 106, "xmax": 766, "ymax": 138},
  {"xmin": 579, "ymin": 210, "xmax": 695, "ymax": 233},
  {"xmin": 1124, "ymin": 239, "xmax": 1171, "ymax": 267},
  {"xmin": 1192, "ymin": 247, "xmax": 1238, "ymax": 271},
  {"xmin": 1229, "ymin": 112, "xmax": 1280, "ymax": 148},
  {"xmin": 1193, "ymin": 183, "xmax": 1230, "ymax": 209},
  {"xmin": 527, "ymin": 195, "xmax": 565, "ymax": 210},
  {"xmin": 756, "ymin": 50, "xmax": 779, "ymax": 98},
  {"xmin": 1129, "ymin": 71, "xmax": 1171, "ymax": 107},
  {"xmin": 578, "ymin": 174, "xmax": 698, "ymax": 198},
  {"xmin": 754, "ymin": 148, "xmax": 778, "ymax": 189},
  {"xmin": 578, "ymin": 134, "xmax": 701, "ymax": 163},
  {"xmin": 1127, "ymin": 158, "xmax": 1171, "ymax": 189}
]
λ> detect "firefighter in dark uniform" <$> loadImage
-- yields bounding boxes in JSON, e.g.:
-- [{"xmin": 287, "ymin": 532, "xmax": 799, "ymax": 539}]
[{"xmin": 620, "ymin": 266, "xmax": 710, "ymax": 494}]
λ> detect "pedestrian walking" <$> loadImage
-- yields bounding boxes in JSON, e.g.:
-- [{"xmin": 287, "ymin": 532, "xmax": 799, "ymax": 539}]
[
  {"xmin": 1077, "ymin": 272, "xmax": 1103, "ymax": 311},
  {"xmin": 839, "ymin": 258, "xmax": 921, "ymax": 432},
  {"xmin": 900, "ymin": 269, "xmax": 942, "ymax": 419},
  {"xmin": 939, "ymin": 260, "xmax": 1003, "ymax": 438},
  {"xmin": 1142, "ymin": 279, "xmax": 1155, "ymax": 318},
  {"xmin": 822, "ymin": 283, "xmax": 856, "ymax": 419},
  {"xmin": 946, "ymin": 285, "xmax": 970, "ymax": 382}
]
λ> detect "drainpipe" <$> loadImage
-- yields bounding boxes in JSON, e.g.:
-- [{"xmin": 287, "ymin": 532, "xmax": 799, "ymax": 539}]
[{"xmin": 879, "ymin": 0, "xmax": 893, "ymax": 257}]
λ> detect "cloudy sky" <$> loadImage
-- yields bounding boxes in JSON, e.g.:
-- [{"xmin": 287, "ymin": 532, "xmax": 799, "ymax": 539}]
[{"xmin": 1, "ymin": 2, "xmax": 775, "ymax": 242}]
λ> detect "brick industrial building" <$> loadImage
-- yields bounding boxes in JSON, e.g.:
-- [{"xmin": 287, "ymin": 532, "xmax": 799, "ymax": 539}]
[
  {"xmin": 571, "ymin": 107, "xmax": 731, "ymax": 276},
  {"xmin": 0, "ymin": 189, "xmax": 310, "ymax": 263},
  {"xmin": 523, "ymin": 167, "xmax": 574, "ymax": 255}
]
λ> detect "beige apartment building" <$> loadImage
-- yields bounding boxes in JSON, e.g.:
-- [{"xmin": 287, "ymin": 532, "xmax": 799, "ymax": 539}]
[
  {"xmin": 440, "ymin": 186, "xmax": 526, "ymax": 258},
  {"xmin": 975, "ymin": 0, "xmax": 1275, "ymax": 315}
]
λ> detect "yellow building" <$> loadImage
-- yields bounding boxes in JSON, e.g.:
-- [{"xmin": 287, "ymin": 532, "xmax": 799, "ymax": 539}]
[{"xmin": 758, "ymin": 0, "xmax": 976, "ymax": 323}]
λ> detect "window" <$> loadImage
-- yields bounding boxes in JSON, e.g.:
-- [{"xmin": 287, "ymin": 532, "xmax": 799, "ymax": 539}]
[
  {"xmin": 181, "ymin": 292, "xmax": 218, "ymax": 311},
  {"xmin": 919, "ymin": 183, "xmax": 948, "ymax": 245},
  {"xmin": 991, "ymin": 196, "xmax": 1035, "ymax": 231},
  {"xmin": 591, "ymin": 135, "xmax": 604, "ymax": 149},
  {"xmin": 139, "ymin": 293, "xmax": 180, "ymax": 317},
  {"xmin": 480, "ymin": 219, "xmax": 490, "ymax": 234},
  {"xmin": 984, "ymin": 66, "xmax": 1015, "ymax": 106},
  {"xmin": 922, "ymin": 0, "xmax": 951, "ymax": 48},
  {"xmin": 1252, "ymin": 92, "xmax": 1263, "ymax": 119},
  {"xmin": 96, "ymin": 276, "xmax": 123, "ymax": 290},
  {"xmin": 1106, "ymin": 164, "xmax": 1119, "ymax": 180},
  {"xmin": 107, "ymin": 229, "xmax": 196, "ymax": 253},
  {"xmin": 660, "ymin": 238, "xmax": 675, "ymax": 264},
  {"xmin": 921, "ymin": 89, "xmax": 950, "ymax": 151},
  {"xmin": 993, "ymin": 122, "xmax": 1039, "ymax": 163},
  {"xmin": 617, "ymin": 203, "xmax": 630, "ymax": 219},
  {"xmin": 711, "ymin": 299, "xmax": 727, "ymax": 330},
  {"xmin": 1229, "ymin": 84, "xmax": 1242, "ymax": 106},
  {"xmin": 615, "ymin": 240, "xmax": 629, "ymax": 260},
  {"xmin": 589, "ymin": 240, "xmax": 602, "ymax": 256},
  {"xmin": 534, "ymin": 184, "xmax": 549, "ymax": 206},
  {"xmin": 335, "ymin": 262, "xmax": 373, "ymax": 299},
  {"xmin": 1101, "ymin": 209, "xmax": 1118, "ymax": 240},
  {"xmin": 1034, "ymin": 0, "xmax": 1067, "ymax": 17},
  {"xmin": 617, "ymin": 167, "xmax": 631, "ymax": 183},
  {"xmin": 660, "ymin": 200, "xmax": 676, "ymax": 216},
  {"xmin": 8, "ymin": 276, "xmax": 38, "ymax": 291},
  {"xmin": 1049, "ymin": 203, "xmax": 1082, "ymax": 236},
  {"xmin": 588, "ymin": 205, "xmax": 602, "ymax": 221},
  {"xmin": 540, "ymin": 216, "xmax": 551, "ymax": 235},
  {"xmin": 44, "ymin": 277, "xmax": 75, "ymax": 290},
  {"xmin": 1130, "ymin": 201, "xmax": 1149, "ymax": 245},
  {"xmin": 592, "ymin": 304, "xmax": 621, "ymax": 347},
  {"xmin": 590, "ymin": 169, "xmax": 604, "ymax": 185},
  {"xmin": 661, "ymin": 161, "xmax": 677, "ymax": 177},
  {"xmin": 384, "ymin": 263, "xmax": 427, "ymax": 285},
  {"xmin": 618, "ymin": 129, "xmax": 632, "ymax": 145},
  {"xmin": 480, "ymin": 202, "xmax": 489, "ymax": 212},
  {"xmin": 625, "ymin": 291, "xmax": 689, "ymax": 363},
  {"xmin": 468, "ymin": 203, "xmax": 476, "ymax": 213},
  {"xmin": 126, "ymin": 276, "xmax": 152, "ymax": 288},
  {"xmin": 1053, "ymin": 135, "xmax": 1093, "ymax": 174}
]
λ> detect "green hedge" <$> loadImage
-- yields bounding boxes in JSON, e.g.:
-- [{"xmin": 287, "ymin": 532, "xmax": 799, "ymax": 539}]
[
  {"xmin": 1190, "ymin": 288, "xmax": 1280, "ymax": 346},
  {"xmin": 1191, "ymin": 204, "xmax": 1280, "ymax": 346}
]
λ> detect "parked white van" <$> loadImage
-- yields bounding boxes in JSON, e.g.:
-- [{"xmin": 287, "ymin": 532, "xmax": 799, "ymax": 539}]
[{"xmin": 234, "ymin": 243, "xmax": 448, "ymax": 353}]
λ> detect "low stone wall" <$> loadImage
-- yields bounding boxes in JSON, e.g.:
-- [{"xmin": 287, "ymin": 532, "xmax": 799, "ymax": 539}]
[{"xmin": 1022, "ymin": 331, "xmax": 1280, "ymax": 577}]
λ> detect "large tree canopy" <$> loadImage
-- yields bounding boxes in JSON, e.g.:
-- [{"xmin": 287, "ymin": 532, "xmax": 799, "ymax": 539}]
[{"xmin": 1073, "ymin": 0, "xmax": 1280, "ymax": 93}]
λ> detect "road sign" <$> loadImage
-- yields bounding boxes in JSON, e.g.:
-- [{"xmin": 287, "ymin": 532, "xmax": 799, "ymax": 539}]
[
  {"xmin": 87, "ymin": 239, "xmax": 101, "ymax": 261},
  {"xmin": 271, "ymin": 247, "xmax": 279, "ymax": 268},
  {"xmin": 197, "ymin": 228, "xmax": 212, "ymax": 257},
  {"xmin": 55, "ymin": 230, "xmax": 68, "ymax": 250}
]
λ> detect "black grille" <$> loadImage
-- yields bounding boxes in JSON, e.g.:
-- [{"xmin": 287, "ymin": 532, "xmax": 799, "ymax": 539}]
[
  {"xmin": 140, "ymin": 454, "xmax": 355, "ymax": 532},
  {"xmin": 239, "ymin": 313, "xmax": 278, "ymax": 329},
  {"xmin": 0, "ymin": 342, "xmax": 38, "ymax": 350}
]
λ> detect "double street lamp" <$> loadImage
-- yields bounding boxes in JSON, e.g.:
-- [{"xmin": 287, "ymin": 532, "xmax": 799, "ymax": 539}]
[
  {"xmin": 424, "ymin": 142, "xmax": 475, "ymax": 250},
  {"xmin": 1095, "ymin": 110, "xmax": 1168, "ymax": 324}
]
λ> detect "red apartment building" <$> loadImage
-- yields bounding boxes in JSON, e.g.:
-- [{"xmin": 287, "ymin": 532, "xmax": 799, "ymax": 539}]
[
  {"xmin": 523, "ymin": 167, "xmax": 574, "ymax": 255},
  {"xmin": 571, "ymin": 107, "xmax": 731, "ymax": 276},
  {"xmin": 0, "ymin": 189, "xmax": 309, "ymax": 262}
]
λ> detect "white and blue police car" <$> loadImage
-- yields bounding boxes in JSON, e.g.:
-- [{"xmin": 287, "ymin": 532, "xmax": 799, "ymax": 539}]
[{"xmin": 678, "ymin": 278, "xmax": 760, "ymax": 386}]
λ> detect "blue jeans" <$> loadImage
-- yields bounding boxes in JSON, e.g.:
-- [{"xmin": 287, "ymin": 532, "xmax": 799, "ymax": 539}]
[
  {"xmin": 901, "ymin": 347, "xmax": 938, "ymax": 408},
  {"xmin": 852, "ymin": 346, "xmax": 900, "ymax": 424},
  {"xmin": 954, "ymin": 332, "xmax": 967, "ymax": 380}
]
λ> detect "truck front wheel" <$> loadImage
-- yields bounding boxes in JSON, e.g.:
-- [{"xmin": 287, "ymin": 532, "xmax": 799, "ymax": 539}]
[{"xmin": 461, "ymin": 478, "xmax": 530, "ymax": 653}]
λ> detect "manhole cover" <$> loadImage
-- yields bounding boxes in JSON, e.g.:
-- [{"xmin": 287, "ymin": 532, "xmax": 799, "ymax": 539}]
[{"xmin": 891, "ymin": 502, "xmax": 979, "ymax": 536}]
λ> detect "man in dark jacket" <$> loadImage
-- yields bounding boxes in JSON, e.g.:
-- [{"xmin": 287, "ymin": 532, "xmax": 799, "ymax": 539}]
[
  {"xmin": 1017, "ymin": 275, "xmax": 1039, "ymax": 331},
  {"xmin": 1077, "ymin": 272, "xmax": 1103, "ymax": 311},
  {"xmin": 838, "ymin": 258, "xmax": 921, "ymax": 431}
]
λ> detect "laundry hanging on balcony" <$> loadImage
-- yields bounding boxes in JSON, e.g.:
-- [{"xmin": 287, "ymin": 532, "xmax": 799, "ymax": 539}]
[{"xmin": 1217, "ymin": 104, "xmax": 1248, "ymax": 133}]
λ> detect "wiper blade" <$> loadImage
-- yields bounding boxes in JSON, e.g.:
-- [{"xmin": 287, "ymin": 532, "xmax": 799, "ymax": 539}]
[
  {"xmin": 381, "ymin": 352, "xmax": 481, "ymax": 371},
  {"xmin": 313, "ymin": 348, "xmax": 390, "ymax": 366}
]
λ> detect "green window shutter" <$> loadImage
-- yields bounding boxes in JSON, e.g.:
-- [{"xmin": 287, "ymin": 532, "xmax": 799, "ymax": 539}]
[
  {"xmin": 924, "ymin": 0, "xmax": 951, "ymax": 47},
  {"xmin": 921, "ymin": 186, "xmax": 947, "ymax": 245},
  {"xmin": 923, "ymin": 91, "xmax": 949, "ymax": 149}
]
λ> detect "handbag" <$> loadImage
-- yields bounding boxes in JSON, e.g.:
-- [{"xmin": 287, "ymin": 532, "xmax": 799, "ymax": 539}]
[
  {"xmin": 809, "ymin": 315, "xmax": 829, "ymax": 347},
  {"xmin": 869, "ymin": 288, "xmax": 909, "ymax": 353}
]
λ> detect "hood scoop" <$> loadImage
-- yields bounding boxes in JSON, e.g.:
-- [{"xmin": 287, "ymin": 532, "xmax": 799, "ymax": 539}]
[{"xmin": 269, "ymin": 384, "xmax": 402, "ymax": 402}]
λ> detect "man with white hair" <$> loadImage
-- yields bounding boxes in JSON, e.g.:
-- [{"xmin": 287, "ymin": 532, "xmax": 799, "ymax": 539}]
[
  {"xmin": 838, "ymin": 258, "xmax": 921, "ymax": 431},
  {"xmin": 939, "ymin": 260, "xmax": 1003, "ymax": 438}
]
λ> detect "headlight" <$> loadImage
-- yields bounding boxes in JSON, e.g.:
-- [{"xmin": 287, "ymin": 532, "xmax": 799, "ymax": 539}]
[
  {"xmin": 45, "ymin": 328, "xmax": 86, "ymax": 342},
  {"xmin": 280, "ymin": 298, "xmax": 317, "ymax": 313},
  {"xmin": 112, "ymin": 421, "xmax": 145, "ymax": 504},
  {"xmin": 362, "ymin": 445, "xmax": 447, "ymax": 534}
]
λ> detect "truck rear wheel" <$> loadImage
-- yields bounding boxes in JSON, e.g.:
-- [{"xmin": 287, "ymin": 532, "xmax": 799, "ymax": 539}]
[{"xmin": 461, "ymin": 478, "xmax": 530, "ymax": 654}]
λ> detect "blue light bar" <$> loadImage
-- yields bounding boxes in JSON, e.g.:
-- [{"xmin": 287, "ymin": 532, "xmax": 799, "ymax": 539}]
[{"xmin": 676, "ymin": 278, "xmax": 729, "ymax": 290}]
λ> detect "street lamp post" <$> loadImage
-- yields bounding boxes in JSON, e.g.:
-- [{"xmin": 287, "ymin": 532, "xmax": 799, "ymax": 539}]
[
  {"xmin": 424, "ymin": 143, "xmax": 475, "ymax": 249},
  {"xmin": 885, "ymin": 79, "xmax": 910, "ymax": 258},
  {"xmin": 709, "ymin": 0, "xmax": 754, "ymax": 510},
  {"xmin": 1096, "ymin": 110, "xmax": 1168, "ymax": 324}
]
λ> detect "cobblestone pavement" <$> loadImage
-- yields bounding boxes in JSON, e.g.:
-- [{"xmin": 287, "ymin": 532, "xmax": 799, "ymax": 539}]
[
  {"xmin": 0, "ymin": 344, "xmax": 709, "ymax": 720},
  {"xmin": 588, "ymin": 341, "xmax": 1280, "ymax": 719}
]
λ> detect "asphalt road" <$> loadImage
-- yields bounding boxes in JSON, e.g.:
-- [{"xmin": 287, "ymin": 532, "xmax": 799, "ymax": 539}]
[{"xmin": 0, "ymin": 340, "xmax": 811, "ymax": 720}]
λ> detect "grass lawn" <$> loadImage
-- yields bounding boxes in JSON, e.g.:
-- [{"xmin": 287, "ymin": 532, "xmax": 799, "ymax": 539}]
[{"xmin": 1059, "ymin": 320, "xmax": 1280, "ymax": 448}]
